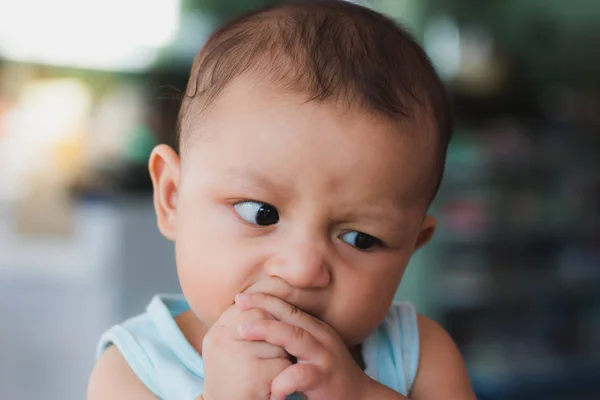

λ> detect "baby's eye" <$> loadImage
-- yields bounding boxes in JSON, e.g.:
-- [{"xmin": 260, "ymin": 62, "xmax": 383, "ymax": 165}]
[
  {"xmin": 341, "ymin": 231, "xmax": 382, "ymax": 251},
  {"xmin": 233, "ymin": 201, "xmax": 280, "ymax": 226}
]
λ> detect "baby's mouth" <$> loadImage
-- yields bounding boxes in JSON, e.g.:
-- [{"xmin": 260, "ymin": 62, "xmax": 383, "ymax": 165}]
[
  {"xmin": 241, "ymin": 277, "xmax": 293, "ymax": 298},
  {"xmin": 240, "ymin": 279, "xmax": 323, "ymax": 320}
]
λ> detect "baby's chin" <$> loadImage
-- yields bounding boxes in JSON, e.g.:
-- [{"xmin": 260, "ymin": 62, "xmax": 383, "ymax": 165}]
[
  {"xmin": 326, "ymin": 313, "xmax": 384, "ymax": 348},
  {"xmin": 339, "ymin": 328, "xmax": 375, "ymax": 348}
]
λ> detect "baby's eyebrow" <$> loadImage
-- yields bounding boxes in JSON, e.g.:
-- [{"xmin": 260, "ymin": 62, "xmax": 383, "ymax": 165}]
[
  {"xmin": 338, "ymin": 208, "xmax": 405, "ymax": 230},
  {"xmin": 222, "ymin": 167, "xmax": 291, "ymax": 194}
]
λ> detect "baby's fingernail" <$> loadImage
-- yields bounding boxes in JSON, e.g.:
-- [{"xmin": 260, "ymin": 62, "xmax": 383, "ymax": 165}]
[
  {"xmin": 235, "ymin": 293, "xmax": 249, "ymax": 303},
  {"xmin": 237, "ymin": 323, "xmax": 252, "ymax": 334}
]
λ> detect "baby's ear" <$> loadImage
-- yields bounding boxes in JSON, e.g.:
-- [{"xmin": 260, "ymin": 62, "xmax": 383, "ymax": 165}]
[
  {"xmin": 148, "ymin": 144, "xmax": 180, "ymax": 241},
  {"xmin": 414, "ymin": 215, "xmax": 436, "ymax": 252}
]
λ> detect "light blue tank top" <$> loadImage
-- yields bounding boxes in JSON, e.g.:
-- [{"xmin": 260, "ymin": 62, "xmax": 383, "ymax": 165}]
[{"xmin": 97, "ymin": 294, "xmax": 420, "ymax": 399}]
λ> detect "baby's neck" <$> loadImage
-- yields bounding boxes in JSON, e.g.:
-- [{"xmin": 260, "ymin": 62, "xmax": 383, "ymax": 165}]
[
  {"xmin": 350, "ymin": 343, "xmax": 365, "ymax": 370},
  {"xmin": 176, "ymin": 310, "xmax": 209, "ymax": 355}
]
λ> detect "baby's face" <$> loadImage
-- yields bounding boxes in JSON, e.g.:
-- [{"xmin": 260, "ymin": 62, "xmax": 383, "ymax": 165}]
[{"xmin": 157, "ymin": 79, "xmax": 436, "ymax": 346}]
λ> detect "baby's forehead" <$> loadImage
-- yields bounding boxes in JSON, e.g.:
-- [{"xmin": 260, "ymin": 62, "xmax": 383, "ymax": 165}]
[
  {"xmin": 186, "ymin": 73, "xmax": 434, "ymax": 138},
  {"xmin": 183, "ymin": 80, "xmax": 435, "ymax": 207}
]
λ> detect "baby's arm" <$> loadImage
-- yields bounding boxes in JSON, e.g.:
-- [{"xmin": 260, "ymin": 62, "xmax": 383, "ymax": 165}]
[
  {"xmin": 87, "ymin": 346, "xmax": 158, "ymax": 400},
  {"xmin": 409, "ymin": 315, "xmax": 477, "ymax": 400}
]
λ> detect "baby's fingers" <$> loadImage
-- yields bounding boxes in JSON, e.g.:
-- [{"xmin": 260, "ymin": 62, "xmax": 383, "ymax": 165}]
[
  {"xmin": 271, "ymin": 364, "xmax": 319, "ymax": 400},
  {"xmin": 233, "ymin": 308, "xmax": 276, "ymax": 338},
  {"xmin": 238, "ymin": 319, "xmax": 324, "ymax": 362},
  {"xmin": 246, "ymin": 341, "xmax": 289, "ymax": 360}
]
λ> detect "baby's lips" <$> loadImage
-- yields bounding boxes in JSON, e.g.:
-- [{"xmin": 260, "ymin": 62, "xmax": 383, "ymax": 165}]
[
  {"xmin": 238, "ymin": 279, "xmax": 324, "ymax": 321},
  {"xmin": 240, "ymin": 278, "xmax": 294, "ymax": 299}
]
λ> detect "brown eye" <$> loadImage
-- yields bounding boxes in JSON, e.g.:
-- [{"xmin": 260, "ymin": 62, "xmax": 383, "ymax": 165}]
[
  {"xmin": 341, "ymin": 231, "xmax": 382, "ymax": 250},
  {"xmin": 234, "ymin": 201, "xmax": 279, "ymax": 226}
]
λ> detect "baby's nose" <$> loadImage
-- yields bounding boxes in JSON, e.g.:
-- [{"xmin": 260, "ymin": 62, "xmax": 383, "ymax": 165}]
[{"xmin": 265, "ymin": 240, "xmax": 331, "ymax": 289}]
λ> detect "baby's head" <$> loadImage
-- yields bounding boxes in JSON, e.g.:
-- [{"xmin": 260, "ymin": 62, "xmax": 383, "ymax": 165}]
[{"xmin": 150, "ymin": 0, "xmax": 452, "ymax": 346}]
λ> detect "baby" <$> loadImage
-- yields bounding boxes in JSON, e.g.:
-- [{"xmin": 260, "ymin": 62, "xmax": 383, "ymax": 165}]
[{"xmin": 88, "ymin": 1, "xmax": 476, "ymax": 399}]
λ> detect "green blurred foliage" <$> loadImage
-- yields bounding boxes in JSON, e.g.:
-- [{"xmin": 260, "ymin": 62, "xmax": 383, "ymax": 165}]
[{"xmin": 183, "ymin": 0, "xmax": 283, "ymax": 22}]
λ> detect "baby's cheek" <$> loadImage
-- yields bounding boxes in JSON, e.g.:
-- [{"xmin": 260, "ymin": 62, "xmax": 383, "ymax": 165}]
[
  {"xmin": 177, "ymin": 263, "xmax": 226, "ymax": 325},
  {"xmin": 332, "ymin": 282, "xmax": 396, "ymax": 344},
  {"xmin": 184, "ymin": 286, "xmax": 226, "ymax": 327}
]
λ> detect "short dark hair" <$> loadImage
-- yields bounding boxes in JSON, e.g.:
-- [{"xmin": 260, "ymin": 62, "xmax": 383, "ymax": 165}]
[{"xmin": 178, "ymin": 0, "xmax": 453, "ymax": 201}]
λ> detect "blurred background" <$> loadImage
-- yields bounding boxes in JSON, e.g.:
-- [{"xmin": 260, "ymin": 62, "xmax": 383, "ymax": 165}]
[{"xmin": 0, "ymin": 0, "xmax": 598, "ymax": 399}]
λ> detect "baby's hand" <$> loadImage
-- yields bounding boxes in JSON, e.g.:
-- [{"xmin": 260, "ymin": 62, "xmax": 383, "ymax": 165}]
[
  {"xmin": 235, "ymin": 293, "xmax": 373, "ymax": 400},
  {"xmin": 201, "ymin": 303, "xmax": 292, "ymax": 400}
]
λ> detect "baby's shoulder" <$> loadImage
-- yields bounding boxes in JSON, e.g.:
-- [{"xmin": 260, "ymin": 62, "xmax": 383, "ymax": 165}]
[
  {"xmin": 91, "ymin": 294, "xmax": 205, "ymax": 399},
  {"xmin": 91, "ymin": 310, "xmax": 170, "ymax": 398},
  {"xmin": 88, "ymin": 345, "xmax": 157, "ymax": 399},
  {"xmin": 382, "ymin": 303, "xmax": 456, "ymax": 354},
  {"xmin": 96, "ymin": 312, "xmax": 164, "ymax": 363},
  {"xmin": 410, "ymin": 314, "xmax": 476, "ymax": 399},
  {"xmin": 373, "ymin": 305, "xmax": 474, "ymax": 398}
]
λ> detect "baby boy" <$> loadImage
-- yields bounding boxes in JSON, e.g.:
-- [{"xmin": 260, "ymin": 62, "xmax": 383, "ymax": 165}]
[{"xmin": 88, "ymin": 1, "xmax": 476, "ymax": 399}]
